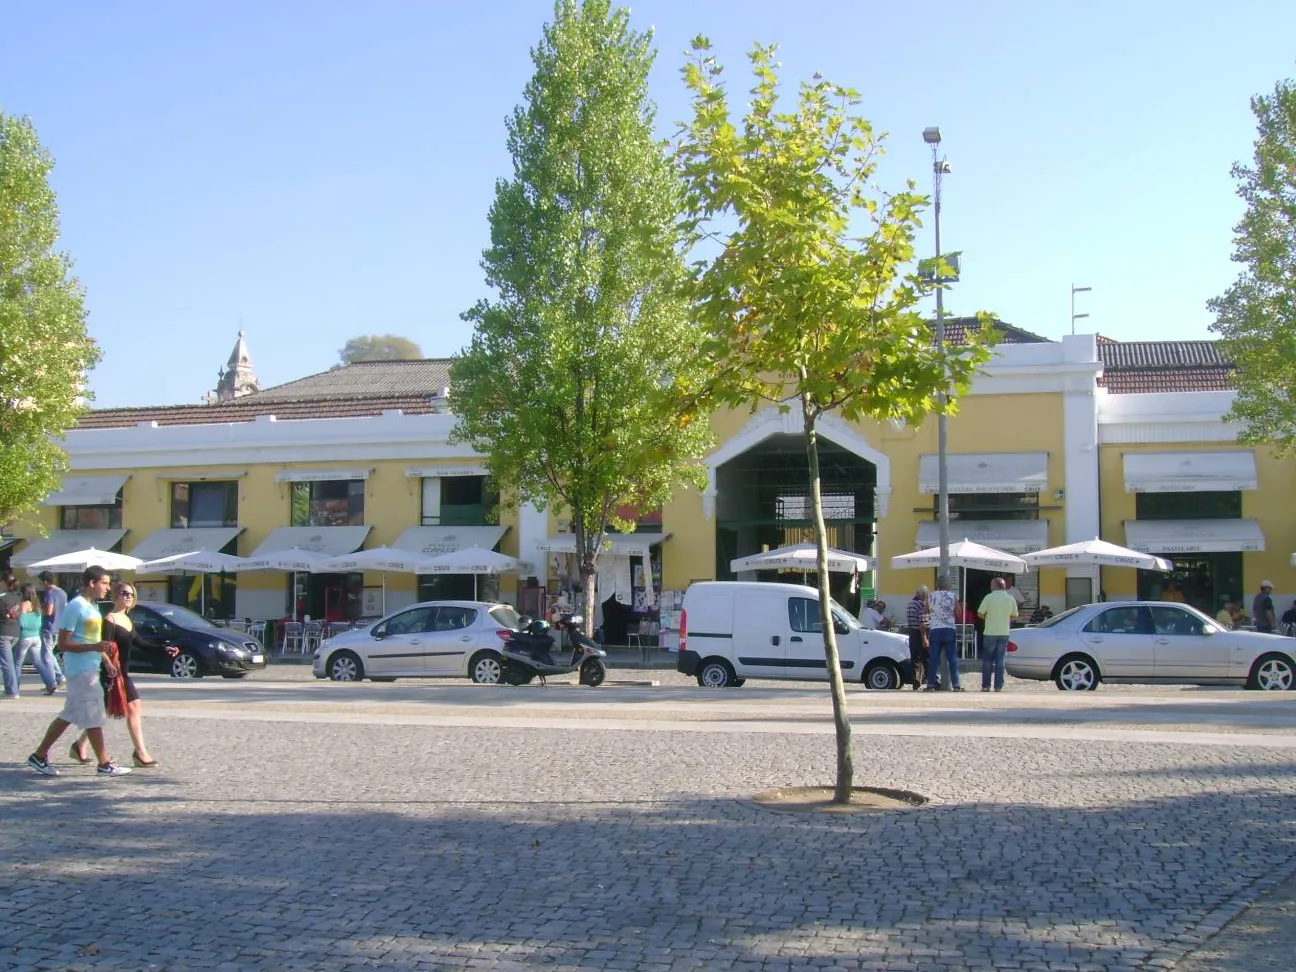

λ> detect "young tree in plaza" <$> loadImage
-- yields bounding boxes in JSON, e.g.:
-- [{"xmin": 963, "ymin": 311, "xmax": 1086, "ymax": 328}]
[
  {"xmin": 450, "ymin": 0, "xmax": 712, "ymax": 629},
  {"xmin": 1209, "ymin": 75, "xmax": 1296, "ymax": 452},
  {"xmin": 337, "ymin": 334, "xmax": 423, "ymax": 365},
  {"xmin": 0, "ymin": 110, "xmax": 100, "ymax": 524},
  {"xmin": 677, "ymin": 41, "xmax": 994, "ymax": 802}
]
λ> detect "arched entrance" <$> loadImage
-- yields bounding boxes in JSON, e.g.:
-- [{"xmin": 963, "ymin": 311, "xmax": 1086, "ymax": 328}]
[{"xmin": 705, "ymin": 410, "xmax": 888, "ymax": 615}]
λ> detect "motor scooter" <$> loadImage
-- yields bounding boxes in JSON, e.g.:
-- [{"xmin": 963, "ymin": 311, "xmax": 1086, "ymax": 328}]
[{"xmin": 500, "ymin": 614, "xmax": 608, "ymax": 686}]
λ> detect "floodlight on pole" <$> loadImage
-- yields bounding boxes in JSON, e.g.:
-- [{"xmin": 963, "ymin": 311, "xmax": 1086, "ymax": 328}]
[
  {"xmin": 1071, "ymin": 284, "xmax": 1092, "ymax": 335},
  {"xmin": 925, "ymin": 125, "xmax": 952, "ymax": 587}
]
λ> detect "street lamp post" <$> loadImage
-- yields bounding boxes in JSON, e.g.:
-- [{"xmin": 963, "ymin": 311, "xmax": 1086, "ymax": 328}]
[{"xmin": 923, "ymin": 126, "xmax": 952, "ymax": 585}]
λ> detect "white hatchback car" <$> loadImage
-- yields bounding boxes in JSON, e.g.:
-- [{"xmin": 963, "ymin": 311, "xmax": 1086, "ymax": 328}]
[
  {"xmin": 312, "ymin": 600, "xmax": 522, "ymax": 683},
  {"xmin": 1006, "ymin": 600, "xmax": 1296, "ymax": 691}
]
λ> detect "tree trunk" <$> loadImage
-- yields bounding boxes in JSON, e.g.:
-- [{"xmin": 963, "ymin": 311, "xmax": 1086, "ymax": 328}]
[{"xmin": 803, "ymin": 399, "xmax": 854, "ymax": 803}]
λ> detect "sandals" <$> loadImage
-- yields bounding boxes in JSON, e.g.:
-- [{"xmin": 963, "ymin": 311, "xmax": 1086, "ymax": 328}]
[
  {"xmin": 69, "ymin": 743, "xmax": 92, "ymax": 765},
  {"xmin": 132, "ymin": 752, "xmax": 159, "ymax": 768}
]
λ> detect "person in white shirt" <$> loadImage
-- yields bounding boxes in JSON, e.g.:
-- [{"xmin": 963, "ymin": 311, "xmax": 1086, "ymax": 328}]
[{"xmin": 859, "ymin": 600, "xmax": 885, "ymax": 630}]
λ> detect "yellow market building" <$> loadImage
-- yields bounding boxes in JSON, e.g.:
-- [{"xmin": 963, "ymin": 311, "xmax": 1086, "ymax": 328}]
[{"xmin": 3, "ymin": 326, "xmax": 1292, "ymax": 641}]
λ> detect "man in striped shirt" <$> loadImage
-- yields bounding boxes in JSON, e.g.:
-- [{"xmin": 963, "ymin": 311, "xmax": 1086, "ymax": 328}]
[{"xmin": 905, "ymin": 586, "xmax": 928, "ymax": 690}]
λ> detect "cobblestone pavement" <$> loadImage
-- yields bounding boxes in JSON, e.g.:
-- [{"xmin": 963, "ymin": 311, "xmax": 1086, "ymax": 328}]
[{"xmin": 3, "ymin": 674, "xmax": 1296, "ymax": 971}]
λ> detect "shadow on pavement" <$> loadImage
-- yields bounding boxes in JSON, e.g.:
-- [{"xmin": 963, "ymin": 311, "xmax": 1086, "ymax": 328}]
[{"xmin": 3, "ymin": 718, "xmax": 1296, "ymax": 971}]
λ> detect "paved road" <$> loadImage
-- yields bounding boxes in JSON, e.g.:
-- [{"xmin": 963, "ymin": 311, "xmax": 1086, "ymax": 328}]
[{"xmin": 3, "ymin": 669, "xmax": 1295, "ymax": 971}]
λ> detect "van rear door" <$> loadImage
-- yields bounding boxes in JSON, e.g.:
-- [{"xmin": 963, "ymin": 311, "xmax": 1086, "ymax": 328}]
[{"xmin": 733, "ymin": 588, "xmax": 788, "ymax": 678}]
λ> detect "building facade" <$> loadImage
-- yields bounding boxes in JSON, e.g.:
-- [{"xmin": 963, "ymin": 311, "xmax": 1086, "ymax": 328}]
[{"xmin": 5, "ymin": 328, "xmax": 1291, "ymax": 637}]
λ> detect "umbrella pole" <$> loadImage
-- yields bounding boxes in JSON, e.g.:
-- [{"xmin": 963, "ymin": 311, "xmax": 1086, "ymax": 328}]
[
  {"xmin": 473, "ymin": 573, "xmax": 478, "ymax": 600},
  {"xmin": 382, "ymin": 571, "xmax": 387, "ymax": 616}
]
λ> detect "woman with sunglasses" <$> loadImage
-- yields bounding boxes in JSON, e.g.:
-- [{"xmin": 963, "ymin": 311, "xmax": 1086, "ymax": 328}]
[{"xmin": 71, "ymin": 583, "xmax": 178, "ymax": 768}]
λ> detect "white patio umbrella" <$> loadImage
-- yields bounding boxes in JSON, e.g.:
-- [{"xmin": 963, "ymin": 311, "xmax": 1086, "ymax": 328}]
[
  {"xmin": 317, "ymin": 546, "xmax": 442, "ymax": 615},
  {"xmin": 890, "ymin": 539, "xmax": 1028, "ymax": 616},
  {"xmin": 240, "ymin": 547, "xmax": 335, "ymax": 621},
  {"xmin": 421, "ymin": 547, "xmax": 525, "ymax": 599},
  {"xmin": 1022, "ymin": 538, "xmax": 1172, "ymax": 573},
  {"xmin": 25, "ymin": 547, "xmax": 143, "ymax": 573},
  {"xmin": 135, "ymin": 549, "xmax": 249, "ymax": 617},
  {"xmin": 730, "ymin": 543, "xmax": 875, "ymax": 574},
  {"xmin": 890, "ymin": 539, "xmax": 1028, "ymax": 575}
]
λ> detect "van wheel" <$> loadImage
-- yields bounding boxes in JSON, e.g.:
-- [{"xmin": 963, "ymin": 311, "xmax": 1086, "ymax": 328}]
[
  {"xmin": 697, "ymin": 659, "xmax": 738, "ymax": 688},
  {"xmin": 863, "ymin": 661, "xmax": 900, "ymax": 690}
]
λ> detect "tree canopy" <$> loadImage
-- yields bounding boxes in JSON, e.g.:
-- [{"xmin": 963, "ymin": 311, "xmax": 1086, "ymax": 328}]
[
  {"xmin": 1209, "ymin": 75, "xmax": 1296, "ymax": 452},
  {"xmin": 450, "ymin": 0, "xmax": 712, "ymax": 626},
  {"xmin": 338, "ymin": 334, "xmax": 423, "ymax": 364},
  {"xmin": 0, "ymin": 111, "xmax": 100, "ymax": 525},
  {"xmin": 677, "ymin": 39, "xmax": 995, "ymax": 801}
]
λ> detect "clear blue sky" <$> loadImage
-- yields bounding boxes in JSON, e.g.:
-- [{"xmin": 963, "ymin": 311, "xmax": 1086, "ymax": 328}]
[{"xmin": 4, "ymin": 1, "xmax": 1294, "ymax": 409}]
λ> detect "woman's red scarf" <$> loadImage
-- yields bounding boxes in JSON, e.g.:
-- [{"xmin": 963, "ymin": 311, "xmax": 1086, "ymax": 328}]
[{"xmin": 104, "ymin": 642, "xmax": 128, "ymax": 719}]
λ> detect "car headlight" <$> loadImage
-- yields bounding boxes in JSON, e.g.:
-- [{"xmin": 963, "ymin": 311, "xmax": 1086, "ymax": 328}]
[{"xmin": 213, "ymin": 642, "xmax": 246, "ymax": 657}]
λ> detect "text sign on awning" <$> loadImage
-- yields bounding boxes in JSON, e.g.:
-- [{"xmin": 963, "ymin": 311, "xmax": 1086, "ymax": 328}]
[{"xmin": 1123, "ymin": 451, "xmax": 1258, "ymax": 493}]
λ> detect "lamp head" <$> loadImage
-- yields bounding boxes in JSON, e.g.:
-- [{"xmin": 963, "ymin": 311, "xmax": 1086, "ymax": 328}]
[{"xmin": 923, "ymin": 126, "xmax": 942, "ymax": 145}]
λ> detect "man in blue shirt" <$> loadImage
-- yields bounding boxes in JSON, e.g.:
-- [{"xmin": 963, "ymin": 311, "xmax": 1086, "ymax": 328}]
[
  {"xmin": 26, "ymin": 566, "xmax": 132, "ymax": 777},
  {"xmin": 38, "ymin": 571, "xmax": 67, "ymax": 688}
]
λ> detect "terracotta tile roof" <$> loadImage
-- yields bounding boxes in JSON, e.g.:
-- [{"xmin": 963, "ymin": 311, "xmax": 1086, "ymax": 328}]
[
  {"xmin": 1097, "ymin": 340, "xmax": 1236, "ymax": 394},
  {"xmin": 75, "ymin": 394, "xmax": 445, "ymax": 430},
  {"xmin": 247, "ymin": 358, "xmax": 453, "ymax": 400},
  {"xmin": 75, "ymin": 358, "xmax": 455, "ymax": 430},
  {"xmin": 1099, "ymin": 365, "xmax": 1236, "ymax": 394},
  {"xmin": 940, "ymin": 317, "xmax": 1051, "ymax": 345}
]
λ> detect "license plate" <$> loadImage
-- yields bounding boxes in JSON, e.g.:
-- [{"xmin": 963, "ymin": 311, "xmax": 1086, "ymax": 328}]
[{"xmin": 251, "ymin": 655, "xmax": 264, "ymax": 664}]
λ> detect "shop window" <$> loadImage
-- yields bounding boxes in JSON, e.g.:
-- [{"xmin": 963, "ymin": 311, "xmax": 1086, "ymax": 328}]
[
  {"xmin": 60, "ymin": 497, "xmax": 123, "ymax": 530},
  {"xmin": 422, "ymin": 476, "xmax": 499, "ymax": 526},
  {"xmin": 945, "ymin": 493, "xmax": 1039, "ymax": 521},
  {"xmin": 168, "ymin": 573, "xmax": 237, "ymax": 620},
  {"xmin": 1135, "ymin": 491, "xmax": 1242, "ymax": 520},
  {"xmin": 290, "ymin": 480, "xmax": 365, "ymax": 527},
  {"xmin": 171, "ymin": 481, "xmax": 238, "ymax": 528}
]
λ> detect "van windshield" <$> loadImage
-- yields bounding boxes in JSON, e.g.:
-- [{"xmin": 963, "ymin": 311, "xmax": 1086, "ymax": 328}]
[{"xmin": 829, "ymin": 599, "xmax": 859, "ymax": 629}]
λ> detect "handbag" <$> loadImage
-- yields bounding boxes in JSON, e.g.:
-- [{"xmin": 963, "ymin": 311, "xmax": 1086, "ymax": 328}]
[{"xmin": 103, "ymin": 642, "xmax": 128, "ymax": 719}]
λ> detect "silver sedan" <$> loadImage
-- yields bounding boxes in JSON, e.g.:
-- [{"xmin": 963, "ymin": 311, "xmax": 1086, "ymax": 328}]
[{"xmin": 1005, "ymin": 600, "xmax": 1296, "ymax": 691}]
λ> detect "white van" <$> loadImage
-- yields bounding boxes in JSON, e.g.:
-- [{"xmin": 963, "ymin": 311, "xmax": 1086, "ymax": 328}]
[{"xmin": 676, "ymin": 581, "xmax": 913, "ymax": 689}]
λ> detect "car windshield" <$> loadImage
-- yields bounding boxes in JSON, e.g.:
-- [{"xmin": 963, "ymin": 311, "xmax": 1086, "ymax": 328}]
[
  {"xmin": 829, "ymin": 598, "xmax": 859, "ymax": 629},
  {"xmin": 140, "ymin": 603, "xmax": 217, "ymax": 630},
  {"xmin": 1036, "ymin": 606, "xmax": 1085, "ymax": 628},
  {"xmin": 489, "ymin": 604, "xmax": 522, "ymax": 629}
]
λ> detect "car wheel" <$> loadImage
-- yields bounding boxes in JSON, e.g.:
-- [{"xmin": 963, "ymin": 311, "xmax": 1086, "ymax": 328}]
[
  {"xmin": 1054, "ymin": 654, "xmax": 1099, "ymax": 691},
  {"xmin": 863, "ymin": 661, "xmax": 900, "ymax": 690},
  {"xmin": 579, "ymin": 658, "xmax": 606, "ymax": 687},
  {"xmin": 170, "ymin": 651, "xmax": 202, "ymax": 679},
  {"xmin": 469, "ymin": 651, "xmax": 503, "ymax": 684},
  {"xmin": 1248, "ymin": 654, "xmax": 1296, "ymax": 691},
  {"xmin": 327, "ymin": 650, "xmax": 364, "ymax": 682},
  {"xmin": 697, "ymin": 658, "xmax": 738, "ymax": 688}
]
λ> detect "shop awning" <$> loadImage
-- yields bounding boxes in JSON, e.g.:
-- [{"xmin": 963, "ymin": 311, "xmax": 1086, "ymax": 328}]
[
  {"xmin": 916, "ymin": 519, "xmax": 1048, "ymax": 554},
  {"xmin": 536, "ymin": 533, "xmax": 670, "ymax": 557},
  {"xmin": 248, "ymin": 526, "xmax": 371, "ymax": 558},
  {"xmin": 393, "ymin": 526, "xmax": 508, "ymax": 557},
  {"xmin": 919, "ymin": 453, "xmax": 1047, "ymax": 494},
  {"xmin": 1123, "ymin": 451, "xmax": 1258, "ymax": 493},
  {"xmin": 12, "ymin": 529, "xmax": 128, "ymax": 568},
  {"xmin": 39, "ymin": 475, "xmax": 129, "ymax": 507},
  {"xmin": 404, "ymin": 465, "xmax": 488, "ymax": 479},
  {"xmin": 274, "ymin": 468, "xmax": 373, "ymax": 483},
  {"xmin": 1124, "ymin": 518, "xmax": 1265, "ymax": 554},
  {"xmin": 127, "ymin": 527, "xmax": 243, "ymax": 562}
]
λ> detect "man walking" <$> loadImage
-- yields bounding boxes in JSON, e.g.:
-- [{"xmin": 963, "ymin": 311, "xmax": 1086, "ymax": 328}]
[
  {"xmin": 1253, "ymin": 581, "xmax": 1277, "ymax": 634},
  {"xmin": 38, "ymin": 571, "xmax": 67, "ymax": 689},
  {"xmin": 0, "ymin": 573, "xmax": 22, "ymax": 698},
  {"xmin": 977, "ymin": 577, "xmax": 1019, "ymax": 692},
  {"xmin": 924, "ymin": 574, "xmax": 962, "ymax": 692},
  {"xmin": 905, "ymin": 586, "xmax": 929, "ymax": 690},
  {"xmin": 26, "ymin": 566, "xmax": 132, "ymax": 777}
]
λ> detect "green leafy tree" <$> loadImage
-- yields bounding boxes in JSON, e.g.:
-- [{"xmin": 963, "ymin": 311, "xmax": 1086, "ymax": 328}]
[
  {"xmin": 677, "ymin": 41, "xmax": 994, "ymax": 803},
  {"xmin": 1209, "ymin": 76, "xmax": 1296, "ymax": 451},
  {"xmin": 338, "ymin": 334, "xmax": 423, "ymax": 364},
  {"xmin": 450, "ymin": 0, "xmax": 712, "ymax": 629},
  {"xmin": 0, "ymin": 111, "xmax": 100, "ymax": 525}
]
